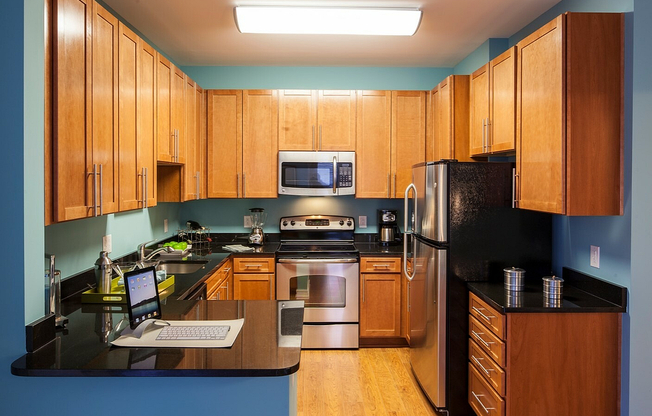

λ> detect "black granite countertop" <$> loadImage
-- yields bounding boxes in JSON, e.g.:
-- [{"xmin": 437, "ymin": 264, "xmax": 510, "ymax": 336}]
[
  {"xmin": 12, "ymin": 300, "xmax": 303, "ymax": 377},
  {"xmin": 468, "ymin": 268, "xmax": 627, "ymax": 313},
  {"xmin": 355, "ymin": 242, "xmax": 404, "ymax": 256}
]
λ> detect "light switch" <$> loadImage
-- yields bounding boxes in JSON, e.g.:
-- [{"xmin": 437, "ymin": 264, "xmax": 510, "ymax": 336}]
[
  {"xmin": 590, "ymin": 245, "xmax": 600, "ymax": 268},
  {"xmin": 359, "ymin": 216, "xmax": 367, "ymax": 228},
  {"xmin": 244, "ymin": 216, "xmax": 252, "ymax": 228},
  {"xmin": 164, "ymin": 219, "xmax": 168, "ymax": 233}
]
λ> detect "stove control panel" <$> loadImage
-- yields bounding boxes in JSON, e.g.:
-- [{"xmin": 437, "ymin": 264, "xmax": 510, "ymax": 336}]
[{"xmin": 279, "ymin": 215, "xmax": 355, "ymax": 231}]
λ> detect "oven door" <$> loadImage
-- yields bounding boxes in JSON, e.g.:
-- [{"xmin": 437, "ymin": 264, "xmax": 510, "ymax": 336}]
[{"xmin": 276, "ymin": 258, "xmax": 359, "ymax": 323}]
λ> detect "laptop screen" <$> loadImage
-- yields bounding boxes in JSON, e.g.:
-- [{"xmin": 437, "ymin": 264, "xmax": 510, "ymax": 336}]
[{"xmin": 123, "ymin": 266, "xmax": 161, "ymax": 329}]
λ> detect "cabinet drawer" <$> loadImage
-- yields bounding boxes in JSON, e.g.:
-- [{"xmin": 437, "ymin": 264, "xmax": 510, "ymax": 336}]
[
  {"xmin": 205, "ymin": 270, "xmax": 222, "ymax": 295},
  {"xmin": 233, "ymin": 257, "xmax": 274, "ymax": 273},
  {"xmin": 469, "ymin": 364, "xmax": 505, "ymax": 416},
  {"xmin": 469, "ymin": 315, "xmax": 505, "ymax": 367},
  {"xmin": 469, "ymin": 339, "xmax": 505, "ymax": 397},
  {"xmin": 361, "ymin": 257, "xmax": 401, "ymax": 273},
  {"xmin": 470, "ymin": 293, "xmax": 505, "ymax": 340}
]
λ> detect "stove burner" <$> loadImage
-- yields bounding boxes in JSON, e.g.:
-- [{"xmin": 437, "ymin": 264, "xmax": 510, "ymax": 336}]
[{"xmin": 278, "ymin": 243, "xmax": 357, "ymax": 253}]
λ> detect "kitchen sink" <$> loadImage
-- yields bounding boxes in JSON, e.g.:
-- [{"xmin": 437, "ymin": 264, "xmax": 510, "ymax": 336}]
[{"xmin": 157, "ymin": 260, "xmax": 209, "ymax": 275}]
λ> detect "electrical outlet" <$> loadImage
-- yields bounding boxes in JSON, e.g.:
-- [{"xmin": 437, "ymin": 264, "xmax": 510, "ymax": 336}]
[
  {"xmin": 359, "ymin": 216, "xmax": 367, "ymax": 228},
  {"xmin": 102, "ymin": 234, "xmax": 112, "ymax": 253},
  {"xmin": 244, "ymin": 215, "xmax": 252, "ymax": 228},
  {"xmin": 590, "ymin": 245, "xmax": 600, "ymax": 268},
  {"xmin": 164, "ymin": 219, "xmax": 168, "ymax": 233}
]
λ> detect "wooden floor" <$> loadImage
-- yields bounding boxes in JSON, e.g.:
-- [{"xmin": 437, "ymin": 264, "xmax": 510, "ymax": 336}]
[{"xmin": 297, "ymin": 348, "xmax": 439, "ymax": 416}]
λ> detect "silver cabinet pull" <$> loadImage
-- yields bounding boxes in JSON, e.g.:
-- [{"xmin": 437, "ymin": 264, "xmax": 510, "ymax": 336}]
[
  {"xmin": 393, "ymin": 174, "xmax": 397, "ymax": 199},
  {"xmin": 90, "ymin": 164, "xmax": 98, "ymax": 216},
  {"xmin": 471, "ymin": 330, "xmax": 494, "ymax": 348},
  {"xmin": 236, "ymin": 173, "xmax": 240, "ymax": 198},
  {"xmin": 319, "ymin": 125, "xmax": 322, "ymax": 150},
  {"xmin": 471, "ymin": 391, "xmax": 494, "ymax": 414},
  {"xmin": 243, "ymin": 173, "xmax": 246, "ymax": 198},
  {"xmin": 362, "ymin": 277, "xmax": 365, "ymax": 303},
  {"xmin": 176, "ymin": 129, "xmax": 179, "ymax": 162},
  {"xmin": 226, "ymin": 281, "xmax": 229, "ymax": 300},
  {"xmin": 332, "ymin": 156, "xmax": 337, "ymax": 194},
  {"xmin": 471, "ymin": 354, "xmax": 494, "ymax": 376},
  {"xmin": 99, "ymin": 164, "xmax": 103, "ymax": 215},
  {"xmin": 196, "ymin": 171, "xmax": 200, "ymax": 200},
  {"xmin": 513, "ymin": 171, "xmax": 520, "ymax": 208},
  {"xmin": 512, "ymin": 168, "xmax": 517, "ymax": 209},
  {"xmin": 312, "ymin": 125, "xmax": 315, "ymax": 150},
  {"xmin": 472, "ymin": 306, "xmax": 495, "ymax": 322},
  {"xmin": 269, "ymin": 277, "xmax": 273, "ymax": 300},
  {"xmin": 387, "ymin": 173, "xmax": 391, "ymax": 198},
  {"xmin": 216, "ymin": 291, "xmax": 221, "ymax": 301},
  {"xmin": 486, "ymin": 119, "xmax": 492, "ymax": 152},
  {"xmin": 144, "ymin": 167, "xmax": 148, "ymax": 208},
  {"xmin": 482, "ymin": 118, "xmax": 486, "ymax": 153}
]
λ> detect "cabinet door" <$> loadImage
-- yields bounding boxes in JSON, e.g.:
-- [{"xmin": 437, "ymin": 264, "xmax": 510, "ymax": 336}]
[
  {"xmin": 91, "ymin": 2, "xmax": 119, "ymax": 215},
  {"xmin": 138, "ymin": 40, "xmax": 157, "ymax": 208},
  {"xmin": 156, "ymin": 53, "xmax": 173, "ymax": 162},
  {"xmin": 470, "ymin": 64, "xmax": 489, "ymax": 157},
  {"xmin": 318, "ymin": 90, "xmax": 356, "ymax": 151},
  {"xmin": 360, "ymin": 273, "xmax": 401, "ymax": 337},
  {"xmin": 437, "ymin": 77, "xmax": 453, "ymax": 160},
  {"xmin": 242, "ymin": 90, "xmax": 278, "ymax": 198},
  {"xmin": 183, "ymin": 77, "xmax": 197, "ymax": 201},
  {"xmin": 117, "ymin": 23, "xmax": 141, "ymax": 212},
  {"xmin": 428, "ymin": 87, "xmax": 440, "ymax": 161},
  {"xmin": 490, "ymin": 47, "xmax": 516, "ymax": 154},
  {"xmin": 53, "ymin": 0, "xmax": 93, "ymax": 222},
  {"xmin": 516, "ymin": 16, "xmax": 564, "ymax": 214},
  {"xmin": 391, "ymin": 91, "xmax": 426, "ymax": 198},
  {"xmin": 197, "ymin": 86, "xmax": 207, "ymax": 199},
  {"xmin": 207, "ymin": 90, "xmax": 242, "ymax": 198},
  {"xmin": 278, "ymin": 90, "xmax": 317, "ymax": 151},
  {"xmin": 171, "ymin": 64, "xmax": 185, "ymax": 164},
  {"xmin": 355, "ymin": 90, "xmax": 392, "ymax": 198},
  {"xmin": 234, "ymin": 274, "xmax": 275, "ymax": 300}
]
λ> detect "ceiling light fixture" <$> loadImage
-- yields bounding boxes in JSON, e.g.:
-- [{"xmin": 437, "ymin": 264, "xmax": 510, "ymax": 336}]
[{"xmin": 234, "ymin": 6, "xmax": 422, "ymax": 36}]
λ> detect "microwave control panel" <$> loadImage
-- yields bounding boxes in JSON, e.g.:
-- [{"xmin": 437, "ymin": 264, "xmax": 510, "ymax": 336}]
[{"xmin": 337, "ymin": 163, "xmax": 353, "ymax": 188}]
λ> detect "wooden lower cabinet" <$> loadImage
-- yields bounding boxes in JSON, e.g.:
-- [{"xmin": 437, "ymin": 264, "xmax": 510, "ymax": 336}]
[
  {"xmin": 233, "ymin": 256, "xmax": 275, "ymax": 300},
  {"xmin": 206, "ymin": 258, "xmax": 233, "ymax": 301},
  {"xmin": 468, "ymin": 293, "xmax": 621, "ymax": 416},
  {"xmin": 360, "ymin": 256, "xmax": 405, "ymax": 342}
]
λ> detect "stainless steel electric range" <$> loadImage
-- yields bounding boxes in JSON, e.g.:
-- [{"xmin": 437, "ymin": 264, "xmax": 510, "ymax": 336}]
[{"xmin": 275, "ymin": 215, "xmax": 359, "ymax": 349}]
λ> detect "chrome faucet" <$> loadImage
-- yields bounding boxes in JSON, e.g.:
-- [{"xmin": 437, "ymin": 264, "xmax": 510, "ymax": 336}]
[{"xmin": 137, "ymin": 241, "xmax": 173, "ymax": 268}]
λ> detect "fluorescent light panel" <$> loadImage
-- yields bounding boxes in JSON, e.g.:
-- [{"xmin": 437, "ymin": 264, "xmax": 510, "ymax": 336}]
[{"xmin": 234, "ymin": 6, "xmax": 422, "ymax": 36}]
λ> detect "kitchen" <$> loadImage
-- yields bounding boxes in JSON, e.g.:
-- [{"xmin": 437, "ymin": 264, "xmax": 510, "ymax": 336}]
[{"xmin": 2, "ymin": 0, "xmax": 650, "ymax": 416}]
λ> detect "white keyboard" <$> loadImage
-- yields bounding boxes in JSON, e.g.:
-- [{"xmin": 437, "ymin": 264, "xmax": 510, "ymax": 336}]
[{"xmin": 156, "ymin": 325, "xmax": 230, "ymax": 340}]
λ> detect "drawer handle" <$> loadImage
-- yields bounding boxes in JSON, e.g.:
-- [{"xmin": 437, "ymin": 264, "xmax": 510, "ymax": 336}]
[
  {"xmin": 471, "ymin": 391, "xmax": 495, "ymax": 414},
  {"xmin": 471, "ymin": 330, "xmax": 495, "ymax": 349},
  {"xmin": 471, "ymin": 355, "xmax": 494, "ymax": 377},
  {"xmin": 472, "ymin": 306, "xmax": 496, "ymax": 322},
  {"xmin": 244, "ymin": 264, "xmax": 263, "ymax": 268},
  {"xmin": 373, "ymin": 264, "xmax": 391, "ymax": 268}
]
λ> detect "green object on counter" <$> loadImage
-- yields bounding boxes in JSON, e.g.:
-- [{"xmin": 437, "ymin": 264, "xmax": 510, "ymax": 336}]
[{"xmin": 81, "ymin": 274, "xmax": 175, "ymax": 304}]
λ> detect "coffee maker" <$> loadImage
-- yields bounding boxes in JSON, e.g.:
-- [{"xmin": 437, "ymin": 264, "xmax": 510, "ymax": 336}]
[{"xmin": 378, "ymin": 209, "xmax": 401, "ymax": 245}]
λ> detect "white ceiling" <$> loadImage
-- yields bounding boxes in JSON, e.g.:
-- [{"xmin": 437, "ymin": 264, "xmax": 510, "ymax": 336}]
[{"xmin": 102, "ymin": 0, "xmax": 561, "ymax": 67}]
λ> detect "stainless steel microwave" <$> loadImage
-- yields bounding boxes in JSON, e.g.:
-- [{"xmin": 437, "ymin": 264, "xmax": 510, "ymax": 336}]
[{"xmin": 278, "ymin": 151, "xmax": 355, "ymax": 196}]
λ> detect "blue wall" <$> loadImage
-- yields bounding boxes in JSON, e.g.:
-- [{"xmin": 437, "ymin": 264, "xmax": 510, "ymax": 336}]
[{"xmin": 453, "ymin": 38, "xmax": 509, "ymax": 75}]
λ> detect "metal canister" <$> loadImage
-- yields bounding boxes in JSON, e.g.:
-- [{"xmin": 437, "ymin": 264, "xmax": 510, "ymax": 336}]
[
  {"xmin": 94, "ymin": 251, "xmax": 113, "ymax": 294},
  {"xmin": 542, "ymin": 275, "xmax": 564, "ymax": 307},
  {"xmin": 504, "ymin": 267, "xmax": 526, "ymax": 291}
]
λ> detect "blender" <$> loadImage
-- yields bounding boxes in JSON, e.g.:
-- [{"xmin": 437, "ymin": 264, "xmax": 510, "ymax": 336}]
[{"xmin": 248, "ymin": 208, "xmax": 267, "ymax": 245}]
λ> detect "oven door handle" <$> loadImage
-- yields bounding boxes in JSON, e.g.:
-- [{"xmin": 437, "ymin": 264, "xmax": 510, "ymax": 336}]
[{"xmin": 277, "ymin": 258, "xmax": 359, "ymax": 264}]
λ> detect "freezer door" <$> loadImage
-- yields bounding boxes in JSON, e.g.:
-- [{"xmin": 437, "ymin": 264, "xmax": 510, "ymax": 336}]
[
  {"xmin": 415, "ymin": 163, "xmax": 448, "ymax": 243},
  {"xmin": 410, "ymin": 238, "xmax": 447, "ymax": 409}
]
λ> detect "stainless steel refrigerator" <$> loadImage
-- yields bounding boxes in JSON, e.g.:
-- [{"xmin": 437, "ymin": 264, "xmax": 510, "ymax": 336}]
[{"xmin": 403, "ymin": 161, "xmax": 551, "ymax": 415}]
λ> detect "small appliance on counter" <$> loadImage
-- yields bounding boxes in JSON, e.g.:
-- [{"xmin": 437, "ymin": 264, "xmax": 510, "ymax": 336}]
[
  {"xmin": 248, "ymin": 208, "xmax": 267, "ymax": 245},
  {"xmin": 378, "ymin": 209, "xmax": 402, "ymax": 245}
]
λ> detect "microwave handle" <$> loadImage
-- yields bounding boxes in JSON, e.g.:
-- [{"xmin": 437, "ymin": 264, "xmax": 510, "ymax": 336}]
[{"xmin": 333, "ymin": 156, "xmax": 337, "ymax": 194}]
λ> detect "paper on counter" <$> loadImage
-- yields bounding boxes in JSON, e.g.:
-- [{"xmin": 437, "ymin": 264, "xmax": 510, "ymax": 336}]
[{"xmin": 222, "ymin": 244, "xmax": 255, "ymax": 253}]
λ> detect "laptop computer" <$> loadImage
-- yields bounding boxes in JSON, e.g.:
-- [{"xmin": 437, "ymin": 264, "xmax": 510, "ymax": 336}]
[{"xmin": 111, "ymin": 266, "xmax": 243, "ymax": 348}]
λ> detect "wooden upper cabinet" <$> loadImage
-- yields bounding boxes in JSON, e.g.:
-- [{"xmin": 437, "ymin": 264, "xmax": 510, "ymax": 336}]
[
  {"xmin": 426, "ymin": 87, "xmax": 440, "ymax": 162},
  {"xmin": 171, "ymin": 65, "xmax": 186, "ymax": 164},
  {"xmin": 317, "ymin": 90, "xmax": 356, "ymax": 151},
  {"xmin": 470, "ymin": 64, "xmax": 489, "ymax": 156},
  {"xmin": 470, "ymin": 47, "xmax": 517, "ymax": 157},
  {"xmin": 52, "ymin": 0, "xmax": 93, "ymax": 222},
  {"xmin": 183, "ymin": 76, "xmax": 197, "ymax": 201},
  {"xmin": 278, "ymin": 90, "xmax": 317, "ymax": 150},
  {"xmin": 138, "ymin": 39, "xmax": 157, "ymax": 208},
  {"xmin": 90, "ymin": 1, "xmax": 119, "ymax": 216},
  {"xmin": 156, "ymin": 53, "xmax": 173, "ymax": 162},
  {"xmin": 197, "ymin": 85, "xmax": 207, "ymax": 199},
  {"xmin": 117, "ymin": 23, "xmax": 141, "ymax": 212},
  {"xmin": 207, "ymin": 90, "xmax": 242, "ymax": 198},
  {"xmin": 242, "ymin": 90, "xmax": 278, "ymax": 198},
  {"xmin": 356, "ymin": 90, "xmax": 392, "ymax": 198},
  {"xmin": 516, "ymin": 13, "xmax": 624, "ymax": 215},
  {"xmin": 391, "ymin": 91, "xmax": 426, "ymax": 198},
  {"xmin": 433, "ymin": 75, "xmax": 471, "ymax": 162},
  {"xmin": 278, "ymin": 90, "xmax": 356, "ymax": 151}
]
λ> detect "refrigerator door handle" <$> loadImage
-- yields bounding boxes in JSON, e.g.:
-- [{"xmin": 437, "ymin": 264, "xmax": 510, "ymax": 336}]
[{"xmin": 403, "ymin": 183, "xmax": 417, "ymax": 281}]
